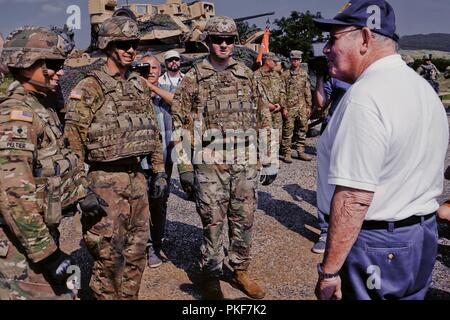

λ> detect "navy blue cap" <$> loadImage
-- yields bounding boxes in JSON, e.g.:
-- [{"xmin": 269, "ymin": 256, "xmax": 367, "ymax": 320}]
[{"xmin": 313, "ymin": 0, "xmax": 399, "ymax": 41}]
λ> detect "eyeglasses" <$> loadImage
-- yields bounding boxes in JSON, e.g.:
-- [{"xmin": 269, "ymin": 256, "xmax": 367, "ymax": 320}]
[
  {"xmin": 45, "ymin": 60, "xmax": 65, "ymax": 71},
  {"xmin": 166, "ymin": 57, "xmax": 180, "ymax": 63},
  {"xmin": 114, "ymin": 40, "xmax": 139, "ymax": 51},
  {"xmin": 209, "ymin": 36, "xmax": 235, "ymax": 45},
  {"xmin": 327, "ymin": 28, "xmax": 361, "ymax": 46}
]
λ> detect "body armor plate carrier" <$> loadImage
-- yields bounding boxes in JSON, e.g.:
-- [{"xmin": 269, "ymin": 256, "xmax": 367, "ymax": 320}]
[{"xmin": 86, "ymin": 70, "xmax": 159, "ymax": 162}]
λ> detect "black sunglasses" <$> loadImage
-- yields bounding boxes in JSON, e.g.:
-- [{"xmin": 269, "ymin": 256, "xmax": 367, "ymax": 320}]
[
  {"xmin": 166, "ymin": 57, "xmax": 180, "ymax": 63},
  {"xmin": 114, "ymin": 40, "xmax": 139, "ymax": 51},
  {"xmin": 209, "ymin": 36, "xmax": 235, "ymax": 45},
  {"xmin": 45, "ymin": 59, "xmax": 65, "ymax": 71}
]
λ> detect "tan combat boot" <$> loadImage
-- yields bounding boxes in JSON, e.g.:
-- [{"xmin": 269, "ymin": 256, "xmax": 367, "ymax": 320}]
[
  {"xmin": 282, "ymin": 151, "xmax": 293, "ymax": 164},
  {"xmin": 201, "ymin": 276, "xmax": 224, "ymax": 300},
  {"xmin": 296, "ymin": 147, "xmax": 312, "ymax": 161},
  {"xmin": 233, "ymin": 270, "xmax": 266, "ymax": 299}
]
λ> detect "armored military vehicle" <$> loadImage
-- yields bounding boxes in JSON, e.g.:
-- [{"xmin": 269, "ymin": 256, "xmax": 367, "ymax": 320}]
[{"xmin": 59, "ymin": 0, "xmax": 274, "ymax": 102}]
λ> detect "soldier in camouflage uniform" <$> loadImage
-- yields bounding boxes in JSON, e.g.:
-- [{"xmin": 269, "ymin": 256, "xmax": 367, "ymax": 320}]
[
  {"xmin": 0, "ymin": 27, "xmax": 107, "ymax": 300},
  {"xmin": 172, "ymin": 16, "xmax": 275, "ymax": 300},
  {"xmin": 64, "ymin": 16, "xmax": 167, "ymax": 300},
  {"xmin": 417, "ymin": 54, "xmax": 441, "ymax": 94},
  {"xmin": 281, "ymin": 50, "xmax": 313, "ymax": 162},
  {"xmin": 254, "ymin": 52, "xmax": 286, "ymax": 145},
  {"xmin": 445, "ymin": 66, "xmax": 450, "ymax": 79}
]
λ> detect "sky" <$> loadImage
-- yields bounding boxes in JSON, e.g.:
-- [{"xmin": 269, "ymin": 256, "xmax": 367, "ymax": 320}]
[{"xmin": 0, "ymin": 0, "xmax": 449, "ymax": 49}]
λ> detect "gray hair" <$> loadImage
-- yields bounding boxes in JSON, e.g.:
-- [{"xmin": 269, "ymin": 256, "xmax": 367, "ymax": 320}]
[
  {"xmin": 141, "ymin": 51, "xmax": 160, "ymax": 63},
  {"xmin": 372, "ymin": 32, "xmax": 399, "ymax": 52}
]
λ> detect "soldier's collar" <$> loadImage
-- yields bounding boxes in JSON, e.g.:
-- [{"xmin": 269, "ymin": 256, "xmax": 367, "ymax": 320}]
[
  {"xmin": 7, "ymin": 81, "xmax": 47, "ymax": 99},
  {"xmin": 203, "ymin": 57, "xmax": 238, "ymax": 71},
  {"xmin": 102, "ymin": 64, "xmax": 121, "ymax": 79}
]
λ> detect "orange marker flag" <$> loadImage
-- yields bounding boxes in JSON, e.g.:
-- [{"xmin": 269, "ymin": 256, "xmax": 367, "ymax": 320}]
[{"xmin": 256, "ymin": 26, "xmax": 270, "ymax": 65}]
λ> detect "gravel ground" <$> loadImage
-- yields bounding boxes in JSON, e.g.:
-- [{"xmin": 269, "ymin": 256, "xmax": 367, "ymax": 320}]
[{"xmin": 60, "ymin": 121, "xmax": 450, "ymax": 300}]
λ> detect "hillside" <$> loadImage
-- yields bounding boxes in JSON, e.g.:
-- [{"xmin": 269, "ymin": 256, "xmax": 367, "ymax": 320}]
[{"xmin": 400, "ymin": 33, "xmax": 450, "ymax": 52}]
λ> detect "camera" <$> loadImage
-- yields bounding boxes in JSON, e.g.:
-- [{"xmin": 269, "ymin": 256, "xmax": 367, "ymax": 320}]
[
  {"xmin": 130, "ymin": 62, "xmax": 150, "ymax": 78},
  {"xmin": 309, "ymin": 41, "xmax": 329, "ymax": 77}
]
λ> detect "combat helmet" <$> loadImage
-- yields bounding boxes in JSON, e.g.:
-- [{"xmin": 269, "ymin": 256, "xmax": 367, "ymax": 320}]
[
  {"xmin": 97, "ymin": 16, "xmax": 140, "ymax": 50},
  {"xmin": 423, "ymin": 54, "xmax": 432, "ymax": 61},
  {"xmin": 204, "ymin": 16, "xmax": 238, "ymax": 37},
  {"xmin": 1, "ymin": 26, "xmax": 67, "ymax": 69}
]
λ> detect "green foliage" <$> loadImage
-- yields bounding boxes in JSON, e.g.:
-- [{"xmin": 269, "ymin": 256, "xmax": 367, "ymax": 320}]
[
  {"xmin": 270, "ymin": 11, "xmax": 324, "ymax": 58},
  {"xmin": 0, "ymin": 75, "xmax": 13, "ymax": 95},
  {"xmin": 412, "ymin": 58, "xmax": 450, "ymax": 73}
]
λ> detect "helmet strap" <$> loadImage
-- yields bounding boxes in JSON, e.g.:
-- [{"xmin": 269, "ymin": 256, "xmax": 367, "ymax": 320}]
[{"xmin": 20, "ymin": 61, "xmax": 56, "ymax": 91}]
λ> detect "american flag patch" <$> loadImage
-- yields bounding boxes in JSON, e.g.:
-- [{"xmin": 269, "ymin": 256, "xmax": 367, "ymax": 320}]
[
  {"xmin": 70, "ymin": 89, "xmax": 82, "ymax": 100},
  {"xmin": 10, "ymin": 110, "xmax": 33, "ymax": 123}
]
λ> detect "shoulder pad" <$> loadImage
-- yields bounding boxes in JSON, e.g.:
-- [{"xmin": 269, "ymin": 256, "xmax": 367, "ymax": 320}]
[
  {"xmin": 88, "ymin": 69, "xmax": 117, "ymax": 93},
  {"xmin": 230, "ymin": 63, "xmax": 251, "ymax": 79},
  {"xmin": 194, "ymin": 61, "xmax": 216, "ymax": 81}
]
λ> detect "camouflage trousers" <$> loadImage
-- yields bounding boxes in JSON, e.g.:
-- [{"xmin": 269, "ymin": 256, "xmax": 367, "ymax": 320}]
[
  {"xmin": 281, "ymin": 106, "xmax": 309, "ymax": 155},
  {"xmin": 194, "ymin": 163, "xmax": 258, "ymax": 277},
  {"xmin": 0, "ymin": 227, "xmax": 71, "ymax": 300},
  {"xmin": 82, "ymin": 166, "xmax": 150, "ymax": 300},
  {"xmin": 271, "ymin": 111, "xmax": 283, "ymax": 155}
]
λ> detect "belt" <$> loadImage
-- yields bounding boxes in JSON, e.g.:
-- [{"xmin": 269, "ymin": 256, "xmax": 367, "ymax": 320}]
[
  {"xmin": 89, "ymin": 158, "xmax": 142, "ymax": 173},
  {"xmin": 325, "ymin": 212, "xmax": 435, "ymax": 230}
]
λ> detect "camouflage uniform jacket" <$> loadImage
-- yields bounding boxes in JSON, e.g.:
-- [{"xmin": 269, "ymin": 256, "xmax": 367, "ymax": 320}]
[
  {"xmin": 172, "ymin": 58, "xmax": 272, "ymax": 173},
  {"xmin": 0, "ymin": 82, "xmax": 88, "ymax": 263},
  {"xmin": 282, "ymin": 68, "xmax": 312, "ymax": 111},
  {"xmin": 64, "ymin": 65, "xmax": 164, "ymax": 173},
  {"xmin": 417, "ymin": 63, "xmax": 441, "ymax": 81},
  {"xmin": 253, "ymin": 68, "xmax": 286, "ymax": 107}
]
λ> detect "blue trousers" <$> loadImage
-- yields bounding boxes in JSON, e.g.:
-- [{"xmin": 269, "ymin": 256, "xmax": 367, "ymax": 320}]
[{"xmin": 341, "ymin": 214, "xmax": 438, "ymax": 300}]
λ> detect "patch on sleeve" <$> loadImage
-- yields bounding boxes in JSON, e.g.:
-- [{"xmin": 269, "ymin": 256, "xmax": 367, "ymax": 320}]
[
  {"xmin": 12, "ymin": 125, "xmax": 28, "ymax": 139},
  {"xmin": 9, "ymin": 110, "xmax": 33, "ymax": 123},
  {"xmin": 70, "ymin": 89, "xmax": 82, "ymax": 100}
]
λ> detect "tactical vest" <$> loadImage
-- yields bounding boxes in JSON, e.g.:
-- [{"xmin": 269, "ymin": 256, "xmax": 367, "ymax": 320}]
[
  {"xmin": 0, "ymin": 89, "xmax": 84, "ymax": 226},
  {"xmin": 192, "ymin": 63, "xmax": 257, "ymax": 134},
  {"xmin": 86, "ymin": 70, "xmax": 158, "ymax": 162}
]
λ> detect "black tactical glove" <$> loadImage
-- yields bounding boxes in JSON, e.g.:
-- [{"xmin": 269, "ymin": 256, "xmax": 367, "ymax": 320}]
[
  {"xmin": 77, "ymin": 188, "xmax": 108, "ymax": 218},
  {"xmin": 38, "ymin": 249, "xmax": 73, "ymax": 284},
  {"xmin": 179, "ymin": 171, "xmax": 195, "ymax": 200},
  {"xmin": 150, "ymin": 172, "xmax": 169, "ymax": 199},
  {"xmin": 259, "ymin": 164, "xmax": 278, "ymax": 186}
]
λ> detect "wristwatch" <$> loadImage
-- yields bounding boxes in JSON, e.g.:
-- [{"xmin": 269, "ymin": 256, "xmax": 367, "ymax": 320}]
[{"xmin": 317, "ymin": 263, "xmax": 340, "ymax": 280}]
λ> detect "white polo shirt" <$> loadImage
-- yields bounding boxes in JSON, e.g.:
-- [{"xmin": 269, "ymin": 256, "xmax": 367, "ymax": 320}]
[{"xmin": 317, "ymin": 54, "xmax": 449, "ymax": 221}]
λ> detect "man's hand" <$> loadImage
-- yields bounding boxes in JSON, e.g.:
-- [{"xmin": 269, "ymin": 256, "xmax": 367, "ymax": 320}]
[
  {"xmin": 179, "ymin": 171, "xmax": 195, "ymax": 199},
  {"xmin": 77, "ymin": 188, "xmax": 108, "ymax": 218},
  {"xmin": 260, "ymin": 164, "xmax": 278, "ymax": 186},
  {"xmin": 282, "ymin": 106, "xmax": 289, "ymax": 119},
  {"xmin": 315, "ymin": 276, "xmax": 342, "ymax": 300},
  {"xmin": 38, "ymin": 249, "xmax": 73, "ymax": 284},
  {"xmin": 269, "ymin": 103, "xmax": 282, "ymax": 112},
  {"xmin": 150, "ymin": 172, "xmax": 169, "ymax": 199}
]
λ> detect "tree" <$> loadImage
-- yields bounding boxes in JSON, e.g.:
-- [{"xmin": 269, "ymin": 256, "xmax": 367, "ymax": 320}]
[{"xmin": 270, "ymin": 11, "xmax": 324, "ymax": 58}]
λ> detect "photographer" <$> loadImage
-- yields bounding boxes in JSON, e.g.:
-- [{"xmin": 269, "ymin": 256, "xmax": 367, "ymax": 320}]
[{"xmin": 139, "ymin": 53, "xmax": 175, "ymax": 268}]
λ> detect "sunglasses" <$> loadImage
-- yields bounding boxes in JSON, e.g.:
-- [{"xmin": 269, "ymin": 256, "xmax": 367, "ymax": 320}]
[
  {"xmin": 45, "ymin": 59, "xmax": 65, "ymax": 71},
  {"xmin": 114, "ymin": 40, "xmax": 139, "ymax": 51},
  {"xmin": 209, "ymin": 36, "xmax": 235, "ymax": 45},
  {"xmin": 166, "ymin": 57, "xmax": 180, "ymax": 63}
]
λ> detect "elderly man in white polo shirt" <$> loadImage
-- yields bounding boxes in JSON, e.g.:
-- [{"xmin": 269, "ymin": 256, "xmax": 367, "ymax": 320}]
[{"xmin": 313, "ymin": 0, "xmax": 448, "ymax": 300}]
